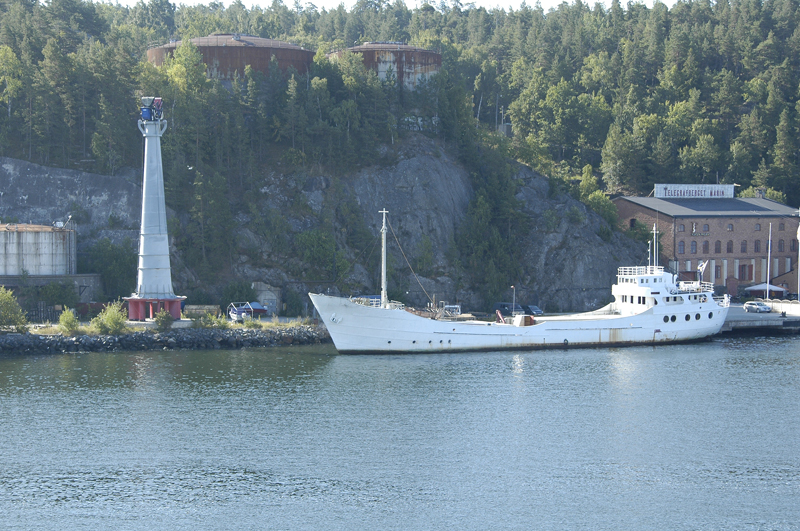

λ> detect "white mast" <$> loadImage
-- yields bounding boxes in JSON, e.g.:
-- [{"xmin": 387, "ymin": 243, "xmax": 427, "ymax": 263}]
[
  {"xmin": 380, "ymin": 209, "xmax": 388, "ymax": 308},
  {"xmin": 797, "ymin": 208, "xmax": 800, "ymax": 298},
  {"xmin": 652, "ymin": 224, "xmax": 659, "ymax": 269}
]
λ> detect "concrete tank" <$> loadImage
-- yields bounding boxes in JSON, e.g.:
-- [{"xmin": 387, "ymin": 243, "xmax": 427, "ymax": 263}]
[
  {"xmin": 331, "ymin": 42, "xmax": 441, "ymax": 91},
  {"xmin": 0, "ymin": 224, "xmax": 77, "ymax": 276},
  {"xmin": 146, "ymin": 34, "xmax": 315, "ymax": 79}
]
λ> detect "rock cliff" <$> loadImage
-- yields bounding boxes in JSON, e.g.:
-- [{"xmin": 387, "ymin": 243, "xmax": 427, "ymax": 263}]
[{"xmin": 0, "ymin": 134, "xmax": 646, "ymax": 313}]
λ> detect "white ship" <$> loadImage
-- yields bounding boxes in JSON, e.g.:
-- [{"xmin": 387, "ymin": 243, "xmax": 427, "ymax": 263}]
[{"xmin": 309, "ymin": 211, "xmax": 730, "ymax": 353}]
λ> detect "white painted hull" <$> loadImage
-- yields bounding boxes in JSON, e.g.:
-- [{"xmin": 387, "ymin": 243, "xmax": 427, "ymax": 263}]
[{"xmin": 309, "ymin": 293, "xmax": 730, "ymax": 353}]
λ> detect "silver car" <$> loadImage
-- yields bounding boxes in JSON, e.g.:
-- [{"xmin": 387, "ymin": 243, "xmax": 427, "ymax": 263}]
[{"xmin": 743, "ymin": 301, "xmax": 771, "ymax": 313}]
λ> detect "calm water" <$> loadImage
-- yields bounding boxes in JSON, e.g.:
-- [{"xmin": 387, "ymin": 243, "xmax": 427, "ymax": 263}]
[{"xmin": 0, "ymin": 337, "xmax": 798, "ymax": 530}]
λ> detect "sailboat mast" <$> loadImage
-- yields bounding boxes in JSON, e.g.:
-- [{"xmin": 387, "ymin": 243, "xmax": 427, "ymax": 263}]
[{"xmin": 380, "ymin": 209, "xmax": 388, "ymax": 308}]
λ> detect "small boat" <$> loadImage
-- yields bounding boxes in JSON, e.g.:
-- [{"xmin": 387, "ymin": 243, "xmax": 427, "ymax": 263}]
[{"xmin": 309, "ymin": 211, "xmax": 730, "ymax": 353}]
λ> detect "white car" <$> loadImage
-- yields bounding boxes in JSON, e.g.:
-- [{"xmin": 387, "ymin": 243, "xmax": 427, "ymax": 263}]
[{"xmin": 743, "ymin": 301, "xmax": 771, "ymax": 313}]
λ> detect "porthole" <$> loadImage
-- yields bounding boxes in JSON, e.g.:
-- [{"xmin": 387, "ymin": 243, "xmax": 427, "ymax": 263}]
[
  {"xmin": 708, "ymin": 312, "xmax": 713, "ymax": 319},
  {"xmin": 663, "ymin": 316, "xmax": 669, "ymax": 323},
  {"xmin": 412, "ymin": 340, "xmax": 416, "ymax": 344},
  {"xmin": 671, "ymin": 315, "xmax": 676, "ymax": 322},
  {"xmin": 695, "ymin": 313, "xmax": 701, "ymax": 320},
  {"xmin": 685, "ymin": 314, "xmax": 691, "ymax": 321},
  {"xmin": 388, "ymin": 341, "xmax": 391, "ymax": 344}
]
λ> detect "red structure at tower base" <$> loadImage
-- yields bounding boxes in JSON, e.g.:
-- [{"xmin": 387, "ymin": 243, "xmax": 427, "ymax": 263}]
[{"xmin": 125, "ymin": 297, "xmax": 185, "ymax": 321}]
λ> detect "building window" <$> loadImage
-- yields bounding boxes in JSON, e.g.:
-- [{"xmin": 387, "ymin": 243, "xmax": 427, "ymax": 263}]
[
  {"xmin": 678, "ymin": 224, "xmax": 685, "ymax": 232},
  {"xmin": 727, "ymin": 224, "xmax": 734, "ymax": 231},
  {"xmin": 727, "ymin": 240, "xmax": 733, "ymax": 253},
  {"xmin": 715, "ymin": 241, "xmax": 721, "ymax": 253},
  {"xmin": 739, "ymin": 264, "xmax": 753, "ymax": 281},
  {"xmin": 691, "ymin": 241, "xmax": 697, "ymax": 254},
  {"xmin": 741, "ymin": 240, "xmax": 747, "ymax": 253},
  {"xmin": 779, "ymin": 223, "xmax": 785, "ymax": 231},
  {"xmin": 629, "ymin": 218, "xmax": 636, "ymax": 229},
  {"xmin": 792, "ymin": 240, "xmax": 798, "ymax": 252},
  {"xmin": 703, "ymin": 224, "xmax": 709, "ymax": 232},
  {"xmin": 755, "ymin": 223, "xmax": 761, "ymax": 231},
  {"xmin": 715, "ymin": 265, "xmax": 721, "ymax": 279},
  {"xmin": 678, "ymin": 241, "xmax": 685, "ymax": 254},
  {"xmin": 778, "ymin": 239, "xmax": 785, "ymax": 252},
  {"xmin": 702, "ymin": 241, "xmax": 709, "ymax": 253},
  {"xmin": 755, "ymin": 240, "xmax": 761, "ymax": 253}
]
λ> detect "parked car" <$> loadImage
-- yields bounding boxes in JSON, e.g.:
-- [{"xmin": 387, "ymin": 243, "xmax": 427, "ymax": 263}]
[
  {"xmin": 743, "ymin": 301, "xmax": 771, "ymax": 313},
  {"xmin": 525, "ymin": 305, "xmax": 544, "ymax": 316},
  {"xmin": 228, "ymin": 301, "xmax": 270, "ymax": 321}
]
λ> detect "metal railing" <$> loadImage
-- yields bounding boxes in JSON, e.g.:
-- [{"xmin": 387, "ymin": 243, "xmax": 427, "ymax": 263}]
[{"xmin": 617, "ymin": 266, "xmax": 665, "ymax": 276}]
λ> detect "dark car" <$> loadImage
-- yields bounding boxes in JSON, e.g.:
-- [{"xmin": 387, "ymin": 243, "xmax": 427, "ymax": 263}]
[
  {"xmin": 492, "ymin": 302, "xmax": 526, "ymax": 316},
  {"xmin": 228, "ymin": 301, "xmax": 270, "ymax": 321},
  {"xmin": 525, "ymin": 305, "xmax": 544, "ymax": 316}
]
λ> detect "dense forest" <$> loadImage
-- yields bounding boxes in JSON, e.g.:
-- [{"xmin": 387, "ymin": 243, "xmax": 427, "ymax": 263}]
[{"xmin": 1, "ymin": 0, "xmax": 800, "ymax": 301}]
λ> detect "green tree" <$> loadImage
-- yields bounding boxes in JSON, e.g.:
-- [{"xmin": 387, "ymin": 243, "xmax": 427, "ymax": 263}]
[{"xmin": 0, "ymin": 286, "xmax": 28, "ymax": 333}]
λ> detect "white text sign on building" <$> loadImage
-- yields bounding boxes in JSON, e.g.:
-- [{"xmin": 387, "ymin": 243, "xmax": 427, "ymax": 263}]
[{"xmin": 654, "ymin": 184, "xmax": 735, "ymax": 198}]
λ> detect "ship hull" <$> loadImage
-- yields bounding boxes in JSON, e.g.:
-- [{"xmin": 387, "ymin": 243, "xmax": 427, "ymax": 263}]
[{"xmin": 309, "ymin": 293, "xmax": 729, "ymax": 354}]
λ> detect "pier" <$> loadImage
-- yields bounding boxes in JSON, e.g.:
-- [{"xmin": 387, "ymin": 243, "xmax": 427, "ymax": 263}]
[{"xmin": 720, "ymin": 305, "xmax": 800, "ymax": 334}]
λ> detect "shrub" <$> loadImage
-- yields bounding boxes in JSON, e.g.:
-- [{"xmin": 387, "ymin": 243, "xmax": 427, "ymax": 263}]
[
  {"xmin": 91, "ymin": 300, "xmax": 128, "ymax": 335},
  {"xmin": 153, "ymin": 308, "xmax": 174, "ymax": 332},
  {"xmin": 585, "ymin": 190, "xmax": 618, "ymax": 227},
  {"xmin": 0, "ymin": 286, "xmax": 28, "ymax": 333},
  {"xmin": 242, "ymin": 317, "xmax": 262, "ymax": 329},
  {"xmin": 193, "ymin": 312, "xmax": 229, "ymax": 329},
  {"xmin": 58, "ymin": 308, "xmax": 80, "ymax": 336}
]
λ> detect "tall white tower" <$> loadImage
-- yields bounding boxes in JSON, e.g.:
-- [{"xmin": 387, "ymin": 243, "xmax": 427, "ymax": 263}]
[{"xmin": 125, "ymin": 97, "xmax": 184, "ymax": 320}]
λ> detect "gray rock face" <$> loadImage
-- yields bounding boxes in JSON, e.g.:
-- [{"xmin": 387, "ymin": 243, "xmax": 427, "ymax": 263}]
[
  {"xmin": 0, "ymin": 133, "xmax": 645, "ymax": 313},
  {"xmin": 0, "ymin": 157, "xmax": 142, "ymax": 247}
]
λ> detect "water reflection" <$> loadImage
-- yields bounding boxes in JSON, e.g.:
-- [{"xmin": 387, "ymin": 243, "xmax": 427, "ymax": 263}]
[{"xmin": 0, "ymin": 344, "xmax": 337, "ymax": 392}]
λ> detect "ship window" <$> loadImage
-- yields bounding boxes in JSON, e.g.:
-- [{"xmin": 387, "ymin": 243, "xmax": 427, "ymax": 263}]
[
  {"xmin": 663, "ymin": 316, "xmax": 669, "ymax": 323},
  {"xmin": 685, "ymin": 314, "xmax": 691, "ymax": 321},
  {"xmin": 708, "ymin": 312, "xmax": 713, "ymax": 319},
  {"xmin": 671, "ymin": 315, "xmax": 676, "ymax": 322},
  {"xmin": 695, "ymin": 314, "xmax": 701, "ymax": 320}
]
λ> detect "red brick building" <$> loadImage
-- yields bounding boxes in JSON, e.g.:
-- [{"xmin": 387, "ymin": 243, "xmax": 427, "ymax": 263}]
[{"xmin": 613, "ymin": 185, "xmax": 800, "ymax": 296}]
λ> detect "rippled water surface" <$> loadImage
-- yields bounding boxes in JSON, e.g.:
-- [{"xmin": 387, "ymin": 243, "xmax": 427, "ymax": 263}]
[{"xmin": 1, "ymin": 336, "xmax": 799, "ymax": 530}]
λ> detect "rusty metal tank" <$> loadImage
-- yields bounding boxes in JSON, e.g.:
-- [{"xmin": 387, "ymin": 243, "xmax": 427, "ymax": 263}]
[
  {"xmin": 331, "ymin": 42, "xmax": 441, "ymax": 90},
  {"xmin": 146, "ymin": 34, "xmax": 315, "ymax": 79}
]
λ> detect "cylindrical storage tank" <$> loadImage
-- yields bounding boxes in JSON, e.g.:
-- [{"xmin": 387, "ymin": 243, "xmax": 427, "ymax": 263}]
[
  {"xmin": 0, "ymin": 224, "xmax": 76, "ymax": 276},
  {"xmin": 330, "ymin": 42, "xmax": 442, "ymax": 91},
  {"xmin": 146, "ymin": 34, "xmax": 315, "ymax": 79}
]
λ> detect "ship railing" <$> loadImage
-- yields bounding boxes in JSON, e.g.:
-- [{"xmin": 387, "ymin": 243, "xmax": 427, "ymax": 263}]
[
  {"xmin": 350, "ymin": 296, "xmax": 405, "ymax": 310},
  {"xmin": 676, "ymin": 281, "xmax": 714, "ymax": 293},
  {"xmin": 617, "ymin": 265, "xmax": 664, "ymax": 277},
  {"xmin": 714, "ymin": 294, "xmax": 731, "ymax": 308}
]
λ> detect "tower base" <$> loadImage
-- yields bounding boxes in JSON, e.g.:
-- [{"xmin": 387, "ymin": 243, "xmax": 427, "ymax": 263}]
[{"xmin": 124, "ymin": 296, "xmax": 186, "ymax": 321}]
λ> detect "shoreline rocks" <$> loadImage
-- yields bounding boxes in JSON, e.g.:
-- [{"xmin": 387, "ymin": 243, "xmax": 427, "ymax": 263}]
[{"xmin": 0, "ymin": 326, "xmax": 331, "ymax": 355}]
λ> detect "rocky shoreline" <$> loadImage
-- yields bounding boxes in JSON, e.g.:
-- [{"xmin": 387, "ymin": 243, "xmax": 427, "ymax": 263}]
[{"xmin": 0, "ymin": 326, "xmax": 331, "ymax": 355}]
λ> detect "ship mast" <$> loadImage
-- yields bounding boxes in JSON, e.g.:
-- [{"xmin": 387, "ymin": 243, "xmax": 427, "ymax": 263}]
[{"xmin": 380, "ymin": 209, "xmax": 388, "ymax": 308}]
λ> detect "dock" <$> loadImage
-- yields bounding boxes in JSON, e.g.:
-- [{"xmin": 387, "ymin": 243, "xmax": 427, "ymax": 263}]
[{"xmin": 720, "ymin": 306, "xmax": 800, "ymax": 335}]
